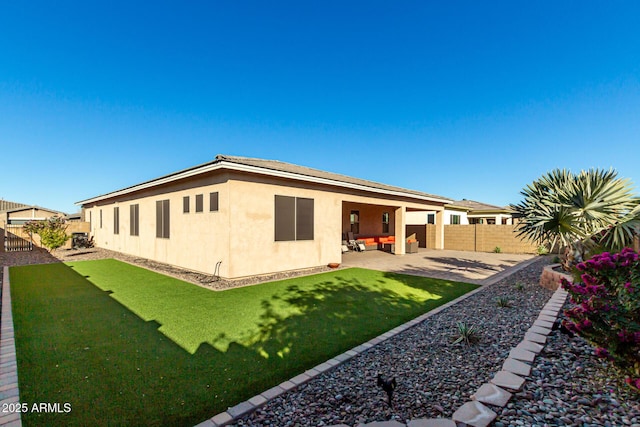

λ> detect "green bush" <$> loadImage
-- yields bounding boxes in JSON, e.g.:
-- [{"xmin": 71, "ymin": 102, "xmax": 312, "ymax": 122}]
[
  {"xmin": 536, "ymin": 245, "xmax": 550, "ymax": 255},
  {"xmin": 493, "ymin": 246, "xmax": 502, "ymax": 253},
  {"xmin": 23, "ymin": 216, "xmax": 70, "ymax": 252}
]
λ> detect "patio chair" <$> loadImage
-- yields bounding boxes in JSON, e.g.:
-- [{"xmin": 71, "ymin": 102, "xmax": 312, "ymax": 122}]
[{"xmin": 346, "ymin": 232, "xmax": 364, "ymax": 252}]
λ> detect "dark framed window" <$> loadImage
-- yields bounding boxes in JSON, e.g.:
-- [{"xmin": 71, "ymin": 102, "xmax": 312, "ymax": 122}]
[
  {"xmin": 210, "ymin": 192, "xmax": 219, "ymax": 212},
  {"xmin": 382, "ymin": 212, "xmax": 389, "ymax": 233},
  {"xmin": 195, "ymin": 194, "xmax": 204, "ymax": 212},
  {"xmin": 113, "ymin": 207, "xmax": 120, "ymax": 235},
  {"xmin": 156, "ymin": 199, "xmax": 170, "ymax": 238},
  {"xmin": 427, "ymin": 213, "xmax": 435, "ymax": 224},
  {"xmin": 275, "ymin": 195, "xmax": 314, "ymax": 241},
  {"xmin": 183, "ymin": 196, "xmax": 190, "ymax": 213},
  {"xmin": 450, "ymin": 214, "xmax": 461, "ymax": 225},
  {"xmin": 350, "ymin": 210, "xmax": 360, "ymax": 234},
  {"xmin": 130, "ymin": 204, "xmax": 139, "ymax": 236}
]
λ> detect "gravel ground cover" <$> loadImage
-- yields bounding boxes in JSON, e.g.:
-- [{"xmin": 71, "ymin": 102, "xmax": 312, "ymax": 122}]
[
  {"xmin": 232, "ymin": 257, "xmax": 554, "ymax": 426},
  {"xmin": 494, "ymin": 317, "xmax": 640, "ymax": 427}
]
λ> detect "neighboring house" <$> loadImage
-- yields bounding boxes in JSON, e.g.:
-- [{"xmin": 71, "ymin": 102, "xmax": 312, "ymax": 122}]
[
  {"xmin": 2, "ymin": 205, "xmax": 65, "ymax": 225},
  {"xmin": 77, "ymin": 155, "xmax": 453, "ymax": 279},
  {"xmin": 406, "ymin": 199, "xmax": 515, "ymax": 226}
]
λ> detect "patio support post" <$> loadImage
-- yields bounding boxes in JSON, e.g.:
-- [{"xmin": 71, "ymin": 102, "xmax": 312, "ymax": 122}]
[
  {"xmin": 435, "ymin": 209, "xmax": 445, "ymax": 249},
  {"xmin": 394, "ymin": 206, "xmax": 406, "ymax": 255}
]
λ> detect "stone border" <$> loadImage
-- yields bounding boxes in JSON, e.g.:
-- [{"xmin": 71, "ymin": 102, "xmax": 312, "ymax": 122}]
[
  {"xmin": 451, "ymin": 286, "xmax": 568, "ymax": 427},
  {"xmin": 195, "ymin": 257, "xmax": 544, "ymax": 426},
  {"xmin": 0, "ymin": 266, "xmax": 22, "ymax": 427}
]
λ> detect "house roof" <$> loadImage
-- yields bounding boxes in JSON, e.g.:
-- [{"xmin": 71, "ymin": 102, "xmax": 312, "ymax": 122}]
[
  {"xmin": 447, "ymin": 199, "xmax": 514, "ymax": 213},
  {"xmin": 3, "ymin": 205, "xmax": 66, "ymax": 216},
  {"xmin": 0, "ymin": 199, "xmax": 29, "ymax": 212},
  {"xmin": 77, "ymin": 154, "xmax": 453, "ymax": 206}
]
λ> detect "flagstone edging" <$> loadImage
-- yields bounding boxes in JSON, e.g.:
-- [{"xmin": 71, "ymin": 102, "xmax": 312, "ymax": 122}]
[{"xmin": 0, "ymin": 266, "xmax": 22, "ymax": 427}]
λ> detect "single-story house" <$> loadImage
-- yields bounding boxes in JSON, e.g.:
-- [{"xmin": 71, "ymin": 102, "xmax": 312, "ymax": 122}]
[
  {"xmin": 77, "ymin": 155, "xmax": 453, "ymax": 279},
  {"xmin": 2, "ymin": 205, "xmax": 66, "ymax": 225},
  {"xmin": 406, "ymin": 199, "xmax": 515, "ymax": 226}
]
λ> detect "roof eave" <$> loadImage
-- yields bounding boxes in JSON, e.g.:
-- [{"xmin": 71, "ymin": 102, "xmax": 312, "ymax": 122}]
[{"xmin": 77, "ymin": 160, "xmax": 452, "ymax": 206}]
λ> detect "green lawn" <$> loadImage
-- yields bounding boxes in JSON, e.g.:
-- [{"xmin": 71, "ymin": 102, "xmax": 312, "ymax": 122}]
[{"xmin": 10, "ymin": 259, "xmax": 478, "ymax": 426}]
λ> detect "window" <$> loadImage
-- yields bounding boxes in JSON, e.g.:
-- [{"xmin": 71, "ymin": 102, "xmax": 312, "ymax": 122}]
[
  {"xmin": 195, "ymin": 194, "xmax": 204, "ymax": 212},
  {"xmin": 450, "ymin": 214, "xmax": 461, "ymax": 225},
  {"xmin": 274, "ymin": 195, "xmax": 314, "ymax": 241},
  {"xmin": 382, "ymin": 212, "xmax": 390, "ymax": 233},
  {"xmin": 130, "ymin": 204, "xmax": 139, "ymax": 236},
  {"xmin": 427, "ymin": 213, "xmax": 435, "ymax": 224},
  {"xmin": 183, "ymin": 196, "xmax": 190, "ymax": 213},
  {"xmin": 210, "ymin": 192, "xmax": 219, "ymax": 212},
  {"xmin": 156, "ymin": 199, "xmax": 170, "ymax": 238},
  {"xmin": 113, "ymin": 207, "xmax": 120, "ymax": 235},
  {"xmin": 100, "ymin": 209, "xmax": 103, "ymax": 228},
  {"xmin": 350, "ymin": 210, "xmax": 360, "ymax": 234},
  {"xmin": 89, "ymin": 211, "xmax": 92, "ymax": 228}
]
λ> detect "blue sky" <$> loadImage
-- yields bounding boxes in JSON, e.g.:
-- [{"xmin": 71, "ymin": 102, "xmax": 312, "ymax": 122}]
[{"xmin": 1, "ymin": 1, "xmax": 639, "ymax": 214}]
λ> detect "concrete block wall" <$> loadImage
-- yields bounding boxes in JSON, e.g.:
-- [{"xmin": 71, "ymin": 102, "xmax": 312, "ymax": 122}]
[{"xmin": 443, "ymin": 224, "xmax": 538, "ymax": 254}]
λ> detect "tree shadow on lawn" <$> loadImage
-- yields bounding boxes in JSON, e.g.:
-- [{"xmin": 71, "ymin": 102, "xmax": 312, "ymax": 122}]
[{"xmin": 9, "ymin": 263, "xmax": 476, "ymax": 427}]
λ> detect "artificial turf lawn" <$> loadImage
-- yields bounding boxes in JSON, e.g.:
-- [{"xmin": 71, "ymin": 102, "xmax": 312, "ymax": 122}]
[{"xmin": 10, "ymin": 259, "xmax": 478, "ymax": 426}]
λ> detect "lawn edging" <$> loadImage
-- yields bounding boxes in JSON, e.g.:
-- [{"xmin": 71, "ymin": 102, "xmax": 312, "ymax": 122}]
[
  {"xmin": 196, "ymin": 256, "xmax": 544, "ymax": 427},
  {"xmin": 0, "ymin": 266, "xmax": 22, "ymax": 427}
]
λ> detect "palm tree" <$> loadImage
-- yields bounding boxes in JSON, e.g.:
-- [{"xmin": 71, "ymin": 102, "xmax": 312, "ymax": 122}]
[{"xmin": 512, "ymin": 168, "xmax": 640, "ymax": 269}]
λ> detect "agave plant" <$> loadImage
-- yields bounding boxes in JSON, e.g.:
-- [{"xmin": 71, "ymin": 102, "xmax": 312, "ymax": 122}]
[
  {"xmin": 452, "ymin": 321, "xmax": 479, "ymax": 345},
  {"xmin": 512, "ymin": 168, "xmax": 640, "ymax": 269}
]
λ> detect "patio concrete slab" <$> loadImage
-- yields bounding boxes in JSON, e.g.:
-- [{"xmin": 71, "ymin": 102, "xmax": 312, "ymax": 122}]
[
  {"xmin": 533, "ymin": 319, "xmax": 554, "ymax": 329},
  {"xmin": 342, "ymin": 249, "xmax": 535, "ymax": 284},
  {"xmin": 525, "ymin": 331, "xmax": 548, "ymax": 344},
  {"xmin": 528, "ymin": 325, "xmax": 552, "ymax": 336},
  {"xmin": 509, "ymin": 348, "xmax": 536, "ymax": 362}
]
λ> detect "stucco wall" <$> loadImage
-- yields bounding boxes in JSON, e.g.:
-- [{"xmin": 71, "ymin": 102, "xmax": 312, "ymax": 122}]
[{"xmin": 86, "ymin": 174, "xmax": 232, "ymax": 277}]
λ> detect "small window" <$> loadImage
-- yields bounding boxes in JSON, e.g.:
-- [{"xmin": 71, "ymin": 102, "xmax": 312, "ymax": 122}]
[
  {"xmin": 450, "ymin": 214, "xmax": 461, "ymax": 225},
  {"xmin": 183, "ymin": 196, "xmax": 190, "ymax": 213},
  {"xmin": 350, "ymin": 210, "xmax": 360, "ymax": 234},
  {"xmin": 100, "ymin": 209, "xmax": 103, "ymax": 228},
  {"xmin": 156, "ymin": 199, "xmax": 170, "ymax": 239},
  {"xmin": 427, "ymin": 213, "xmax": 435, "ymax": 224},
  {"xmin": 210, "ymin": 192, "xmax": 219, "ymax": 212},
  {"xmin": 130, "ymin": 204, "xmax": 139, "ymax": 236},
  {"xmin": 195, "ymin": 194, "xmax": 204, "ymax": 212},
  {"xmin": 114, "ymin": 207, "xmax": 120, "ymax": 235},
  {"xmin": 382, "ymin": 212, "xmax": 389, "ymax": 234}
]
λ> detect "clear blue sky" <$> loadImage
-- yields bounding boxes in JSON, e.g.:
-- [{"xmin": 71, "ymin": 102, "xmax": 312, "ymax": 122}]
[{"xmin": 2, "ymin": 1, "xmax": 639, "ymax": 214}]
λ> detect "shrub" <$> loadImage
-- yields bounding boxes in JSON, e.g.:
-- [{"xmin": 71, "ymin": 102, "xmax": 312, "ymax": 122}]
[
  {"xmin": 496, "ymin": 296, "xmax": 512, "ymax": 307},
  {"xmin": 537, "ymin": 245, "xmax": 550, "ymax": 255},
  {"xmin": 23, "ymin": 216, "xmax": 70, "ymax": 252},
  {"xmin": 452, "ymin": 321, "xmax": 479, "ymax": 345},
  {"xmin": 561, "ymin": 247, "xmax": 640, "ymax": 390},
  {"xmin": 514, "ymin": 282, "xmax": 525, "ymax": 291},
  {"xmin": 493, "ymin": 246, "xmax": 502, "ymax": 253}
]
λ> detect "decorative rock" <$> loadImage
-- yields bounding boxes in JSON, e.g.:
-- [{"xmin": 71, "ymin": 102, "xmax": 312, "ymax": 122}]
[
  {"xmin": 524, "ymin": 331, "xmax": 547, "ymax": 344},
  {"xmin": 528, "ymin": 325, "xmax": 552, "ymax": 336},
  {"xmin": 502, "ymin": 358, "xmax": 532, "ymax": 377},
  {"xmin": 509, "ymin": 348, "xmax": 536, "ymax": 362},
  {"xmin": 452, "ymin": 401, "xmax": 497, "ymax": 427},
  {"xmin": 359, "ymin": 421, "xmax": 406, "ymax": 427},
  {"xmin": 472, "ymin": 383, "xmax": 513, "ymax": 407},
  {"xmin": 407, "ymin": 419, "xmax": 456, "ymax": 427},
  {"xmin": 515, "ymin": 340, "xmax": 544, "ymax": 354},
  {"xmin": 490, "ymin": 371, "xmax": 526, "ymax": 391}
]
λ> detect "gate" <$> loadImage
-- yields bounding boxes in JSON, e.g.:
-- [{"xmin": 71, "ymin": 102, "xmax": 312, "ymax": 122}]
[{"xmin": 3, "ymin": 225, "xmax": 33, "ymax": 252}]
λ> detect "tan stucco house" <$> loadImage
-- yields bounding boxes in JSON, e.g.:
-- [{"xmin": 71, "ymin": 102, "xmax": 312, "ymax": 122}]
[{"xmin": 77, "ymin": 155, "xmax": 453, "ymax": 279}]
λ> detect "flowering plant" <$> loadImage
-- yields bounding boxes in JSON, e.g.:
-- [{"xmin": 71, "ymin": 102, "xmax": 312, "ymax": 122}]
[{"xmin": 561, "ymin": 247, "xmax": 640, "ymax": 389}]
